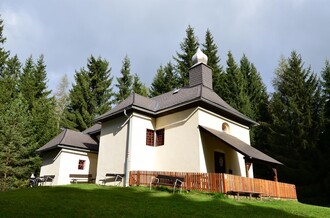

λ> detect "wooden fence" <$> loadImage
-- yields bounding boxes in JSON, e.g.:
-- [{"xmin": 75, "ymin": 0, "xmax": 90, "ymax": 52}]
[{"xmin": 129, "ymin": 171, "xmax": 297, "ymax": 199}]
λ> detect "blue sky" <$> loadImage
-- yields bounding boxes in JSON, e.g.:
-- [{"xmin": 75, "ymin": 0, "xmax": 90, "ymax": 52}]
[{"xmin": 1, "ymin": 0, "xmax": 329, "ymax": 93}]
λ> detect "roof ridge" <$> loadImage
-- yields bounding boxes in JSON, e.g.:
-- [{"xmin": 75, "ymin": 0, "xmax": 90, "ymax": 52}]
[
  {"xmin": 132, "ymin": 92, "xmax": 136, "ymax": 105},
  {"xmin": 59, "ymin": 129, "xmax": 68, "ymax": 145}
]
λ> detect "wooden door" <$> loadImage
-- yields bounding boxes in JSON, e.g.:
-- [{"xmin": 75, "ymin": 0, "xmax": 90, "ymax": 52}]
[{"xmin": 214, "ymin": 152, "xmax": 226, "ymax": 173}]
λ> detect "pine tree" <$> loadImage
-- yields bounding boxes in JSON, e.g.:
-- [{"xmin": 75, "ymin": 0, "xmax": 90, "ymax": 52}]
[
  {"xmin": 63, "ymin": 56, "xmax": 113, "ymax": 131},
  {"xmin": 320, "ymin": 61, "xmax": 330, "ymax": 149},
  {"xmin": 0, "ymin": 55, "xmax": 21, "ymax": 110},
  {"xmin": 115, "ymin": 56, "xmax": 133, "ymax": 103},
  {"xmin": 222, "ymin": 51, "xmax": 246, "ymax": 110},
  {"xmin": 202, "ymin": 29, "xmax": 224, "ymax": 95},
  {"xmin": 320, "ymin": 60, "xmax": 330, "ymax": 196},
  {"xmin": 87, "ymin": 56, "xmax": 113, "ymax": 116},
  {"xmin": 19, "ymin": 56, "xmax": 35, "ymax": 108},
  {"xmin": 270, "ymin": 51, "xmax": 322, "ymax": 168},
  {"xmin": 0, "ymin": 95, "xmax": 39, "ymax": 190},
  {"xmin": 0, "ymin": 16, "xmax": 10, "ymax": 76},
  {"xmin": 19, "ymin": 55, "xmax": 58, "ymax": 147},
  {"xmin": 320, "ymin": 60, "xmax": 330, "ymax": 145},
  {"xmin": 174, "ymin": 25, "xmax": 199, "ymax": 87},
  {"xmin": 249, "ymin": 64, "xmax": 269, "ymax": 120},
  {"xmin": 150, "ymin": 65, "xmax": 167, "ymax": 97},
  {"xmin": 132, "ymin": 74, "xmax": 149, "ymax": 97},
  {"xmin": 62, "ymin": 69, "xmax": 90, "ymax": 130},
  {"xmin": 163, "ymin": 62, "xmax": 179, "ymax": 91},
  {"xmin": 150, "ymin": 62, "xmax": 178, "ymax": 97}
]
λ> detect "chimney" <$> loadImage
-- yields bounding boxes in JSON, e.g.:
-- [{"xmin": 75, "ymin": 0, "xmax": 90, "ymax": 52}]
[{"xmin": 189, "ymin": 48, "xmax": 213, "ymax": 89}]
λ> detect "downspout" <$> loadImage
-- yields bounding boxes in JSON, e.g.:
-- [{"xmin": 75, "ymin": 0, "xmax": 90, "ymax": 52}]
[{"xmin": 123, "ymin": 109, "xmax": 133, "ymax": 187}]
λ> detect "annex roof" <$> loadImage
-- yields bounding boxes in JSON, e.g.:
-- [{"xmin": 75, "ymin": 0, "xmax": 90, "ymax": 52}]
[
  {"xmin": 199, "ymin": 125, "xmax": 282, "ymax": 165},
  {"xmin": 82, "ymin": 123, "xmax": 101, "ymax": 135},
  {"xmin": 95, "ymin": 84, "xmax": 257, "ymax": 126},
  {"xmin": 37, "ymin": 129, "xmax": 99, "ymax": 153}
]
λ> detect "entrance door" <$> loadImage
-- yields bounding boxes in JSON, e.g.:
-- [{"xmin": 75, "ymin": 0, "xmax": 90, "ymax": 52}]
[{"xmin": 214, "ymin": 152, "xmax": 226, "ymax": 173}]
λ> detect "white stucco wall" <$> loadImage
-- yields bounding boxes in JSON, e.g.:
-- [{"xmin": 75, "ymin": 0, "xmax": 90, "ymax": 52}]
[
  {"xmin": 153, "ymin": 108, "xmax": 200, "ymax": 172},
  {"xmin": 39, "ymin": 149, "xmax": 61, "ymax": 185},
  {"xmin": 197, "ymin": 108, "xmax": 254, "ymax": 177},
  {"xmin": 96, "ymin": 106, "xmax": 254, "ymax": 182},
  {"xmin": 129, "ymin": 114, "xmax": 155, "ymax": 171},
  {"xmin": 40, "ymin": 148, "xmax": 98, "ymax": 185},
  {"xmin": 96, "ymin": 116, "xmax": 128, "ymax": 184}
]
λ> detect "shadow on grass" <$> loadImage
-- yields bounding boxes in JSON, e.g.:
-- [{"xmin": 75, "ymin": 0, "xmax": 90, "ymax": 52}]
[{"xmin": 0, "ymin": 184, "xmax": 322, "ymax": 217}]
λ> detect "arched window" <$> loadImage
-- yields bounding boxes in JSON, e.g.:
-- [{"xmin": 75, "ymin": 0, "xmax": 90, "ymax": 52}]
[{"xmin": 222, "ymin": 122, "xmax": 230, "ymax": 133}]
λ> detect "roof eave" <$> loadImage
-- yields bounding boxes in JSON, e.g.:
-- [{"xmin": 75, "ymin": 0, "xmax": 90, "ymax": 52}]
[
  {"xmin": 200, "ymin": 97, "xmax": 258, "ymax": 127},
  {"xmin": 58, "ymin": 144, "xmax": 99, "ymax": 153},
  {"xmin": 95, "ymin": 105, "xmax": 156, "ymax": 123}
]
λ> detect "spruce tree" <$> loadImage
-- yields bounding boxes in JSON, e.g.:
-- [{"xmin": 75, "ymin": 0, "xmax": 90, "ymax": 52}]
[
  {"xmin": 0, "ymin": 17, "xmax": 9, "ymax": 76},
  {"xmin": 19, "ymin": 55, "xmax": 57, "ymax": 147},
  {"xmin": 132, "ymin": 74, "xmax": 149, "ymax": 97},
  {"xmin": 150, "ymin": 65, "xmax": 167, "ymax": 97},
  {"xmin": 19, "ymin": 56, "xmax": 35, "ymax": 108},
  {"xmin": 222, "ymin": 51, "xmax": 246, "ymax": 110},
  {"xmin": 87, "ymin": 56, "xmax": 113, "ymax": 116},
  {"xmin": 320, "ymin": 60, "xmax": 330, "ymax": 147},
  {"xmin": 63, "ymin": 56, "xmax": 113, "ymax": 131},
  {"xmin": 163, "ymin": 62, "xmax": 179, "ymax": 91},
  {"xmin": 115, "ymin": 56, "xmax": 133, "ymax": 103},
  {"xmin": 62, "ymin": 69, "xmax": 91, "ymax": 130},
  {"xmin": 0, "ymin": 55, "xmax": 21, "ymax": 110},
  {"xmin": 174, "ymin": 25, "xmax": 199, "ymax": 87},
  {"xmin": 150, "ymin": 62, "xmax": 178, "ymax": 97},
  {"xmin": 202, "ymin": 29, "xmax": 224, "ymax": 95},
  {"xmin": 270, "ymin": 52, "xmax": 322, "ymax": 185},
  {"xmin": 0, "ymin": 95, "xmax": 39, "ymax": 190},
  {"xmin": 320, "ymin": 60, "xmax": 330, "ymax": 195}
]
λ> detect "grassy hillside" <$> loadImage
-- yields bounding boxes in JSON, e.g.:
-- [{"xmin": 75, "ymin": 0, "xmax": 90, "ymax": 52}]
[{"xmin": 0, "ymin": 184, "xmax": 329, "ymax": 217}]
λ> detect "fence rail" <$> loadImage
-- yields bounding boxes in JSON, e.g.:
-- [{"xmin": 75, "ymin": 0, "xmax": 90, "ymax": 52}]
[{"xmin": 129, "ymin": 171, "xmax": 297, "ymax": 199}]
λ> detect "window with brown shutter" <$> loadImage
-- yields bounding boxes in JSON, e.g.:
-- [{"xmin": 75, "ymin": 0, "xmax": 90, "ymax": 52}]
[
  {"xmin": 78, "ymin": 160, "xmax": 85, "ymax": 170},
  {"xmin": 146, "ymin": 129, "xmax": 154, "ymax": 146},
  {"xmin": 156, "ymin": 129, "xmax": 164, "ymax": 146}
]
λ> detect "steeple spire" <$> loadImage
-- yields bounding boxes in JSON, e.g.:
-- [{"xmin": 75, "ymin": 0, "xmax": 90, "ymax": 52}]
[
  {"xmin": 192, "ymin": 48, "xmax": 208, "ymax": 66},
  {"xmin": 189, "ymin": 48, "xmax": 213, "ymax": 89}
]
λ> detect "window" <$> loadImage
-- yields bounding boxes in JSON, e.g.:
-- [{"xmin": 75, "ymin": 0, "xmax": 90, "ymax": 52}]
[
  {"xmin": 222, "ymin": 122, "xmax": 230, "ymax": 133},
  {"xmin": 146, "ymin": 129, "xmax": 154, "ymax": 146},
  {"xmin": 156, "ymin": 129, "xmax": 164, "ymax": 146},
  {"xmin": 146, "ymin": 128, "xmax": 165, "ymax": 146},
  {"xmin": 78, "ymin": 160, "xmax": 85, "ymax": 170}
]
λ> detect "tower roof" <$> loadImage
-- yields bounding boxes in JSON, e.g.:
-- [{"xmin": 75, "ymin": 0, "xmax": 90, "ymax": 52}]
[{"xmin": 192, "ymin": 48, "xmax": 208, "ymax": 66}]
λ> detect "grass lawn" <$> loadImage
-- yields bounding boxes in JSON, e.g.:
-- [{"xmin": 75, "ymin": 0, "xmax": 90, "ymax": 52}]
[{"xmin": 0, "ymin": 184, "xmax": 329, "ymax": 217}]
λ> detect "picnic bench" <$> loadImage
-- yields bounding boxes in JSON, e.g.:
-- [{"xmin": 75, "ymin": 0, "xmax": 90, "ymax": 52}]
[
  {"xmin": 69, "ymin": 174, "xmax": 95, "ymax": 183},
  {"xmin": 227, "ymin": 190, "xmax": 262, "ymax": 199},
  {"xmin": 149, "ymin": 174, "xmax": 185, "ymax": 193},
  {"xmin": 99, "ymin": 173, "xmax": 125, "ymax": 185},
  {"xmin": 38, "ymin": 175, "xmax": 55, "ymax": 186}
]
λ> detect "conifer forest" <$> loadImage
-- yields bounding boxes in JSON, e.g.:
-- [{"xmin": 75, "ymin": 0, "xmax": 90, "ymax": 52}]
[{"xmin": 0, "ymin": 18, "xmax": 330, "ymax": 206}]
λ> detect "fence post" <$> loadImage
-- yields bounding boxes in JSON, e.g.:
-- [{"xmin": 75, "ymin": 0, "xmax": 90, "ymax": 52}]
[
  {"xmin": 136, "ymin": 171, "xmax": 140, "ymax": 186},
  {"xmin": 222, "ymin": 174, "xmax": 226, "ymax": 193}
]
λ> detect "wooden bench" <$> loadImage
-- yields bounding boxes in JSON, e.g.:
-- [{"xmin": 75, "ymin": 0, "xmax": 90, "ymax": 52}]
[
  {"xmin": 38, "ymin": 175, "xmax": 55, "ymax": 186},
  {"xmin": 99, "ymin": 173, "xmax": 125, "ymax": 185},
  {"xmin": 227, "ymin": 190, "xmax": 262, "ymax": 199},
  {"xmin": 150, "ymin": 174, "xmax": 185, "ymax": 193},
  {"xmin": 69, "ymin": 174, "xmax": 95, "ymax": 184}
]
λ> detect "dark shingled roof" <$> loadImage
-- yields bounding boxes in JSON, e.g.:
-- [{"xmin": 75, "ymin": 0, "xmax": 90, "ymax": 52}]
[
  {"xmin": 82, "ymin": 123, "xmax": 101, "ymax": 135},
  {"xmin": 37, "ymin": 129, "xmax": 99, "ymax": 153},
  {"xmin": 95, "ymin": 85, "xmax": 257, "ymax": 126},
  {"xmin": 199, "ymin": 125, "xmax": 282, "ymax": 165}
]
